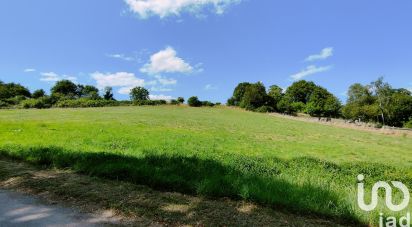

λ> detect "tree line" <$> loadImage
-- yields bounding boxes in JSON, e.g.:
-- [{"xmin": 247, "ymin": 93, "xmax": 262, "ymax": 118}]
[
  {"xmin": 1, "ymin": 77, "xmax": 411, "ymax": 128},
  {"xmin": 227, "ymin": 78, "xmax": 412, "ymax": 128},
  {"xmin": 0, "ymin": 79, "xmax": 217, "ymax": 108}
]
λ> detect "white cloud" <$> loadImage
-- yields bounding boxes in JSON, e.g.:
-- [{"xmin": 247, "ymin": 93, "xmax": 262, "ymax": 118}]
[
  {"xmin": 305, "ymin": 47, "xmax": 333, "ymax": 62},
  {"xmin": 124, "ymin": 0, "xmax": 240, "ymax": 19},
  {"xmin": 106, "ymin": 53, "xmax": 135, "ymax": 61},
  {"xmin": 141, "ymin": 47, "xmax": 194, "ymax": 75},
  {"xmin": 149, "ymin": 94, "xmax": 174, "ymax": 100},
  {"xmin": 154, "ymin": 75, "xmax": 177, "ymax": 85},
  {"xmin": 290, "ymin": 65, "xmax": 332, "ymax": 81},
  {"xmin": 24, "ymin": 68, "xmax": 36, "ymax": 73},
  {"xmin": 204, "ymin": 84, "xmax": 217, "ymax": 90},
  {"xmin": 150, "ymin": 87, "xmax": 173, "ymax": 92},
  {"xmin": 91, "ymin": 72, "xmax": 145, "ymax": 95},
  {"xmin": 40, "ymin": 72, "xmax": 77, "ymax": 83}
]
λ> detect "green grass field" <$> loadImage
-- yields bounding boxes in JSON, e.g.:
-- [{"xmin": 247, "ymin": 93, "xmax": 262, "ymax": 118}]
[{"xmin": 1, "ymin": 106, "xmax": 411, "ymax": 225}]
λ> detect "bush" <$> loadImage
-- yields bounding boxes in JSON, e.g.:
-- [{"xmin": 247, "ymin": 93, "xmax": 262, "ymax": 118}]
[
  {"xmin": 133, "ymin": 100, "xmax": 167, "ymax": 106},
  {"xmin": 404, "ymin": 119, "xmax": 412, "ymax": 129},
  {"xmin": 177, "ymin": 97, "xmax": 185, "ymax": 104},
  {"xmin": 170, "ymin": 99, "xmax": 180, "ymax": 105},
  {"xmin": 5, "ymin": 95, "xmax": 27, "ymax": 105},
  {"xmin": 21, "ymin": 98, "xmax": 51, "ymax": 109},
  {"xmin": 202, "ymin": 101, "xmax": 215, "ymax": 107},
  {"xmin": 55, "ymin": 98, "xmax": 119, "ymax": 108},
  {"xmin": 0, "ymin": 100, "xmax": 9, "ymax": 108},
  {"xmin": 254, "ymin": 106, "xmax": 274, "ymax": 113},
  {"xmin": 188, "ymin": 96, "xmax": 202, "ymax": 107}
]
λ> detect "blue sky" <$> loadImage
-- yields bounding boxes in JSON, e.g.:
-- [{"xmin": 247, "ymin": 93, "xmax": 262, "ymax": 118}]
[{"xmin": 1, "ymin": 0, "xmax": 412, "ymax": 102}]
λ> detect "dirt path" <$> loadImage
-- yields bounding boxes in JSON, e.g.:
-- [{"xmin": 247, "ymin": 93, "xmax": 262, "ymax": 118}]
[
  {"xmin": 0, "ymin": 158, "xmax": 359, "ymax": 227},
  {"xmin": 0, "ymin": 189, "xmax": 119, "ymax": 226}
]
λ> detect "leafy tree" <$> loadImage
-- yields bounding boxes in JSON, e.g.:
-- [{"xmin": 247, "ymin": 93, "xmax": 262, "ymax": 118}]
[
  {"xmin": 285, "ymin": 80, "xmax": 317, "ymax": 104},
  {"xmin": 268, "ymin": 85, "xmax": 283, "ymax": 111},
  {"xmin": 342, "ymin": 83, "xmax": 377, "ymax": 121},
  {"xmin": 188, "ymin": 96, "xmax": 202, "ymax": 107},
  {"xmin": 306, "ymin": 87, "xmax": 341, "ymax": 118},
  {"xmin": 129, "ymin": 87, "xmax": 149, "ymax": 101},
  {"xmin": 32, "ymin": 89, "xmax": 46, "ymax": 99},
  {"xmin": 51, "ymin": 80, "xmax": 78, "ymax": 98},
  {"xmin": 277, "ymin": 94, "xmax": 297, "ymax": 114},
  {"xmin": 77, "ymin": 85, "xmax": 99, "ymax": 99},
  {"xmin": 370, "ymin": 77, "xmax": 393, "ymax": 125},
  {"xmin": 239, "ymin": 82, "xmax": 267, "ymax": 110},
  {"xmin": 177, "ymin": 97, "xmax": 185, "ymax": 104},
  {"xmin": 103, "ymin": 87, "xmax": 115, "ymax": 100},
  {"xmin": 386, "ymin": 89, "xmax": 412, "ymax": 127},
  {"xmin": 228, "ymin": 82, "xmax": 252, "ymax": 106},
  {"xmin": 0, "ymin": 82, "xmax": 31, "ymax": 100}
]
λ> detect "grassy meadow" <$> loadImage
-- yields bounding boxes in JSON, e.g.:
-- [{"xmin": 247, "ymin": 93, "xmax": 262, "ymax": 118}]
[{"xmin": 0, "ymin": 106, "xmax": 411, "ymax": 225}]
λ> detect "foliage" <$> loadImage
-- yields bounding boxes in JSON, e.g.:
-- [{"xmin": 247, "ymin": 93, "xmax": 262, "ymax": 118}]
[
  {"xmin": 188, "ymin": 96, "xmax": 202, "ymax": 107},
  {"xmin": 228, "ymin": 82, "xmax": 252, "ymax": 106},
  {"xmin": 51, "ymin": 80, "xmax": 78, "ymax": 98},
  {"xmin": 239, "ymin": 82, "xmax": 268, "ymax": 110},
  {"xmin": 0, "ymin": 82, "xmax": 31, "ymax": 100},
  {"xmin": 177, "ymin": 97, "xmax": 185, "ymax": 104},
  {"xmin": 254, "ymin": 105, "xmax": 274, "ymax": 113},
  {"xmin": 77, "ymin": 85, "xmax": 100, "ymax": 99},
  {"xmin": 21, "ymin": 97, "xmax": 52, "ymax": 109},
  {"xmin": 284, "ymin": 80, "xmax": 317, "ymax": 104},
  {"xmin": 130, "ymin": 87, "xmax": 149, "ymax": 101},
  {"xmin": 32, "ymin": 89, "xmax": 46, "ymax": 99},
  {"xmin": 170, "ymin": 99, "xmax": 179, "ymax": 105},
  {"xmin": 55, "ymin": 98, "xmax": 120, "ymax": 108},
  {"xmin": 133, "ymin": 100, "xmax": 167, "ymax": 106},
  {"xmin": 305, "ymin": 87, "xmax": 341, "ymax": 118},
  {"xmin": 103, "ymin": 87, "xmax": 115, "ymax": 100}
]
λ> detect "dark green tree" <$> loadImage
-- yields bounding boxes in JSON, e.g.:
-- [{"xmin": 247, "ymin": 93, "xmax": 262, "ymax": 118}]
[
  {"xmin": 285, "ymin": 80, "xmax": 317, "ymax": 104},
  {"xmin": 103, "ymin": 87, "xmax": 115, "ymax": 100},
  {"xmin": 32, "ymin": 89, "xmax": 46, "ymax": 99},
  {"xmin": 177, "ymin": 97, "xmax": 185, "ymax": 104},
  {"xmin": 130, "ymin": 87, "xmax": 149, "ymax": 101},
  {"xmin": 239, "ymin": 82, "xmax": 267, "ymax": 110},
  {"xmin": 188, "ymin": 96, "xmax": 202, "ymax": 107},
  {"xmin": 51, "ymin": 80, "xmax": 78, "ymax": 98}
]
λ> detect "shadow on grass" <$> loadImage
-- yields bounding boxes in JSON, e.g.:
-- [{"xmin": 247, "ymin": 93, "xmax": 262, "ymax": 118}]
[{"xmin": 0, "ymin": 146, "xmax": 364, "ymax": 226}]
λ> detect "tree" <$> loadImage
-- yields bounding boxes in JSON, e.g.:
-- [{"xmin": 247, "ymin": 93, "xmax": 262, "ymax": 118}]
[
  {"xmin": 228, "ymin": 82, "xmax": 252, "ymax": 106},
  {"xmin": 386, "ymin": 89, "xmax": 412, "ymax": 127},
  {"xmin": 0, "ymin": 82, "xmax": 31, "ymax": 100},
  {"xmin": 239, "ymin": 82, "xmax": 267, "ymax": 110},
  {"xmin": 32, "ymin": 89, "xmax": 46, "ymax": 99},
  {"xmin": 285, "ymin": 80, "xmax": 317, "ymax": 104},
  {"xmin": 268, "ymin": 85, "xmax": 283, "ymax": 111},
  {"xmin": 130, "ymin": 87, "xmax": 149, "ymax": 101},
  {"xmin": 370, "ymin": 77, "xmax": 393, "ymax": 125},
  {"xmin": 177, "ymin": 97, "xmax": 185, "ymax": 104},
  {"xmin": 306, "ymin": 87, "xmax": 341, "ymax": 118},
  {"xmin": 103, "ymin": 87, "xmax": 115, "ymax": 100},
  {"xmin": 51, "ymin": 80, "xmax": 78, "ymax": 98},
  {"xmin": 342, "ymin": 83, "xmax": 377, "ymax": 121},
  {"xmin": 77, "ymin": 85, "xmax": 99, "ymax": 99},
  {"xmin": 188, "ymin": 96, "xmax": 202, "ymax": 107},
  {"xmin": 277, "ymin": 94, "xmax": 297, "ymax": 114}
]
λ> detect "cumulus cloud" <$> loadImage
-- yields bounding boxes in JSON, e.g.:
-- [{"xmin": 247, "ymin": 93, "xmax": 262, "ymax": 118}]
[
  {"xmin": 141, "ymin": 47, "xmax": 194, "ymax": 75},
  {"xmin": 40, "ymin": 72, "xmax": 77, "ymax": 82},
  {"xmin": 154, "ymin": 75, "xmax": 177, "ymax": 85},
  {"xmin": 149, "ymin": 94, "xmax": 174, "ymax": 100},
  {"xmin": 91, "ymin": 72, "xmax": 145, "ymax": 95},
  {"xmin": 305, "ymin": 47, "xmax": 333, "ymax": 62},
  {"xmin": 124, "ymin": 0, "xmax": 240, "ymax": 19},
  {"xmin": 290, "ymin": 65, "xmax": 332, "ymax": 81},
  {"xmin": 24, "ymin": 68, "xmax": 36, "ymax": 73}
]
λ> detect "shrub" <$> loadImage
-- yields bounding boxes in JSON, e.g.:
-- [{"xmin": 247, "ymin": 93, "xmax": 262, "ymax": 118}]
[
  {"xmin": 0, "ymin": 100, "xmax": 9, "ymax": 108},
  {"xmin": 21, "ymin": 98, "xmax": 51, "ymax": 109},
  {"xmin": 55, "ymin": 98, "xmax": 119, "ymax": 108},
  {"xmin": 254, "ymin": 106, "xmax": 274, "ymax": 113},
  {"xmin": 170, "ymin": 99, "xmax": 179, "ymax": 105},
  {"xmin": 32, "ymin": 89, "xmax": 46, "ymax": 99},
  {"xmin": 404, "ymin": 119, "xmax": 412, "ymax": 129},
  {"xmin": 5, "ymin": 95, "xmax": 27, "ymax": 105},
  {"xmin": 133, "ymin": 100, "xmax": 167, "ymax": 106},
  {"xmin": 202, "ymin": 101, "xmax": 215, "ymax": 107},
  {"xmin": 188, "ymin": 96, "xmax": 202, "ymax": 107},
  {"xmin": 177, "ymin": 97, "xmax": 185, "ymax": 104}
]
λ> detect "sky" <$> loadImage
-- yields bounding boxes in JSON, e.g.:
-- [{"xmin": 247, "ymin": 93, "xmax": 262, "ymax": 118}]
[{"xmin": 1, "ymin": 0, "xmax": 412, "ymax": 102}]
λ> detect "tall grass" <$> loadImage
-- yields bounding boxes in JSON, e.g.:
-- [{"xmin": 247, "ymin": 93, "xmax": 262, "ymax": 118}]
[{"xmin": 1, "ymin": 106, "xmax": 411, "ymax": 225}]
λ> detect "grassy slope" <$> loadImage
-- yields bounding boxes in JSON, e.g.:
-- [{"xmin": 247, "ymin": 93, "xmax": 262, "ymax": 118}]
[{"xmin": 0, "ymin": 106, "xmax": 411, "ymax": 225}]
